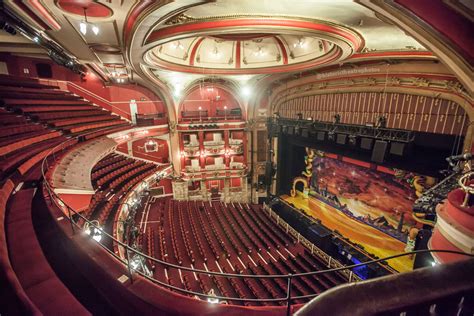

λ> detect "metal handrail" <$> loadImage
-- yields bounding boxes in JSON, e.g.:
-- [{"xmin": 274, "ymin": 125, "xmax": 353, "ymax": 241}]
[{"xmin": 40, "ymin": 133, "xmax": 474, "ymax": 312}]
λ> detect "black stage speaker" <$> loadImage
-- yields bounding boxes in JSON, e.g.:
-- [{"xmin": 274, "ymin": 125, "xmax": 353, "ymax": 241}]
[
  {"xmin": 371, "ymin": 140, "xmax": 388, "ymax": 163},
  {"xmin": 301, "ymin": 128, "xmax": 309, "ymax": 137},
  {"xmin": 361, "ymin": 137, "xmax": 373, "ymax": 150},
  {"xmin": 336, "ymin": 134, "xmax": 347, "ymax": 145},
  {"xmin": 317, "ymin": 131, "xmax": 325, "ymax": 141},
  {"xmin": 390, "ymin": 142, "xmax": 406, "ymax": 156},
  {"xmin": 287, "ymin": 126, "xmax": 294, "ymax": 135}
]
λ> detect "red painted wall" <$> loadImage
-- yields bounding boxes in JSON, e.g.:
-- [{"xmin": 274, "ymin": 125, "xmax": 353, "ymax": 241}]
[
  {"xmin": 155, "ymin": 178, "xmax": 172, "ymax": 194},
  {"xmin": 0, "ymin": 53, "xmax": 166, "ymax": 119}
]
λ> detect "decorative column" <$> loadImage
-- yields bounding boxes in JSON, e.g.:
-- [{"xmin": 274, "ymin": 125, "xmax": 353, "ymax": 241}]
[{"xmin": 429, "ymin": 185, "xmax": 474, "ymax": 263}]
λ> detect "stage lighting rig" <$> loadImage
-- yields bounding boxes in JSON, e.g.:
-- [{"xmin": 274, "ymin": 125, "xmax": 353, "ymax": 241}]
[
  {"xmin": 348, "ymin": 134, "xmax": 357, "ymax": 146},
  {"xmin": 0, "ymin": 20, "xmax": 16, "ymax": 35},
  {"xmin": 0, "ymin": 6, "xmax": 86, "ymax": 76},
  {"xmin": 328, "ymin": 131, "xmax": 336, "ymax": 141}
]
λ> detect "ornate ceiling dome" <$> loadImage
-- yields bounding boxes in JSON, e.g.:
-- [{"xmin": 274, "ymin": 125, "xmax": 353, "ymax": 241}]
[
  {"xmin": 143, "ymin": 16, "xmax": 364, "ymax": 75},
  {"xmin": 146, "ymin": 34, "xmax": 337, "ymax": 74}
]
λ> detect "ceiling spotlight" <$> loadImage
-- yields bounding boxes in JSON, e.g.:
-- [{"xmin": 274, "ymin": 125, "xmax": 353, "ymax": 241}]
[
  {"xmin": 254, "ymin": 46, "xmax": 265, "ymax": 57},
  {"xmin": 172, "ymin": 41, "xmax": 184, "ymax": 49},
  {"xmin": 92, "ymin": 25, "xmax": 99, "ymax": 35},
  {"xmin": 33, "ymin": 36, "xmax": 40, "ymax": 43},
  {"xmin": 212, "ymin": 46, "xmax": 220, "ymax": 57},
  {"xmin": 79, "ymin": 21, "xmax": 87, "ymax": 35},
  {"xmin": 293, "ymin": 37, "xmax": 306, "ymax": 48},
  {"xmin": 80, "ymin": 8, "xmax": 99, "ymax": 36},
  {"xmin": 241, "ymin": 86, "xmax": 251, "ymax": 97}
]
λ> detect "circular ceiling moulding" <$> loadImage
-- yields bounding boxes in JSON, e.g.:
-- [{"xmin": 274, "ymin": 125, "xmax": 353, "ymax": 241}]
[
  {"xmin": 57, "ymin": 0, "xmax": 113, "ymax": 18},
  {"xmin": 211, "ymin": 34, "xmax": 272, "ymax": 41},
  {"xmin": 143, "ymin": 18, "xmax": 364, "ymax": 75}
]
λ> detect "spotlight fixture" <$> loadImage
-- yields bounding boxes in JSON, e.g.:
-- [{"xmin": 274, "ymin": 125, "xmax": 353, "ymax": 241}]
[
  {"xmin": 254, "ymin": 46, "xmax": 265, "ymax": 57},
  {"xmin": 328, "ymin": 131, "xmax": 335, "ymax": 141},
  {"xmin": 79, "ymin": 8, "xmax": 100, "ymax": 36},
  {"xmin": 293, "ymin": 37, "xmax": 306, "ymax": 48},
  {"xmin": 0, "ymin": 21, "xmax": 17, "ymax": 35},
  {"xmin": 212, "ymin": 45, "xmax": 220, "ymax": 57},
  {"xmin": 241, "ymin": 86, "xmax": 251, "ymax": 97},
  {"xmin": 172, "ymin": 41, "xmax": 184, "ymax": 49},
  {"xmin": 348, "ymin": 134, "xmax": 357, "ymax": 146}
]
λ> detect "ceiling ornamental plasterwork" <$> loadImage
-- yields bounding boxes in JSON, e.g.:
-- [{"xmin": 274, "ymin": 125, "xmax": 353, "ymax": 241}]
[{"xmin": 143, "ymin": 16, "xmax": 364, "ymax": 75}]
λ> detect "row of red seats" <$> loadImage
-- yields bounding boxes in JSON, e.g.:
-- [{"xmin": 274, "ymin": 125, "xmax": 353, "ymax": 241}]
[
  {"xmin": 2, "ymin": 98, "xmax": 88, "ymax": 106},
  {"xmin": 83, "ymin": 124, "xmax": 131, "ymax": 140},
  {"xmin": 68, "ymin": 120, "xmax": 125, "ymax": 134},
  {"xmin": 227, "ymin": 203, "xmax": 275, "ymax": 252},
  {"xmin": 31, "ymin": 109, "xmax": 108, "ymax": 121},
  {"xmin": 0, "ymin": 123, "xmax": 43, "ymax": 137},
  {"xmin": 140, "ymin": 199, "xmax": 349, "ymax": 306},
  {"xmin": 0, "ymin": 130, "xmax": 62, "ymax": 156},
  {"xmin": 91, "ymin": 154, "xmax": 124, "ymax": 173},
  {"xmin": 91, "ymin": 157, "xmax": 129, "ymax": 181},
  {"xmin": 51, "ymin": 115, "xmax": 118, "ymax": 127},
  {"xmin": 96, "ymin": 167, "xmax": 158, "ymax": 225},
  {"xmin": 147, "ymin": 227, "xmax": 155, "ymax": 260},
  {"xmin": 95, "ymin": 160, "xmax": 144, "ymax": 188}
]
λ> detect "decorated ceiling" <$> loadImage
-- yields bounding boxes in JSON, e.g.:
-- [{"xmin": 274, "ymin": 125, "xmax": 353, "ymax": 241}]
[{"xmin": 1, "ymin": 0, "xmax": 472, "ymax": 112}]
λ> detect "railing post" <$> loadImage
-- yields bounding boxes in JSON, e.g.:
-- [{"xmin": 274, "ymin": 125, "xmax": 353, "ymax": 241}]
[
  {"xmin": 126, "ymin": 247, "xmax": 134, "ymax": 284},
  {"xmin": 311, "ymin": 244, "xmax": 314, "ymax": 254},
  {"xmin": 328, "ymin": 256, "xmax": 332, "ymax": 268},
  {"xmin": 286, "ymin": 274, "xmax": 293, "ymax": 316},
  {"xmin": 349, "ymin": 271, "xmax": 353, "ymax": 282},
  {"xmin": 67, "ymin": 206, "xmax": 75, "ymax": 234}
]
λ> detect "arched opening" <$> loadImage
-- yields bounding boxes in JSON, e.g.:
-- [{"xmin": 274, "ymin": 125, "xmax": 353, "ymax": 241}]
[{"xmin": 178, "ymin": 84, "xmax": 244, "ymax": 123}]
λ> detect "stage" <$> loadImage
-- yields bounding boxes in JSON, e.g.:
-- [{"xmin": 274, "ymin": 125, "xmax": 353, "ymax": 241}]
[{"xmin": 282, "ymin": 191, "xmax": 414, "ymax": 272}]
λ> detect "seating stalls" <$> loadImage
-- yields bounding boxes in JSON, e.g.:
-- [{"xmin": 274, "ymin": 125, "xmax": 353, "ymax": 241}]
[
  {"xmin": 0, "ymin": 109, "xmax": 67, "ymax": 178},
  {"xmin": 0, "ymin": 76, "xmax": 130, "ymax": 137},
  {"xmin": 0, "ymin": 75, "xmax": 139, "ymax": 314},
  {"xmin": 83, "ymin": 153, "xmax": 163, "ymax": 236},
  {"xmin": 140, "ymin": 199, "xmax": 347, "ymax": 306},
  {"xmin": 0, "ymin": 75, "xmax": 132, "ymax": 179}
]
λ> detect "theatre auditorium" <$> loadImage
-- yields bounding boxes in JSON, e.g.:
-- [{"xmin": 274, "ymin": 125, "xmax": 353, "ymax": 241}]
[{"xmin": 0, "ymin": 0, "xmax": 473, "ymax": 315}]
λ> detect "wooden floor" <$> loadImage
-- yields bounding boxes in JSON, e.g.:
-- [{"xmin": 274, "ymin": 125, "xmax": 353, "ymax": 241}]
[{"xmin": 282, "ymin": 192, "xmax": 414, "ymax": 273}]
